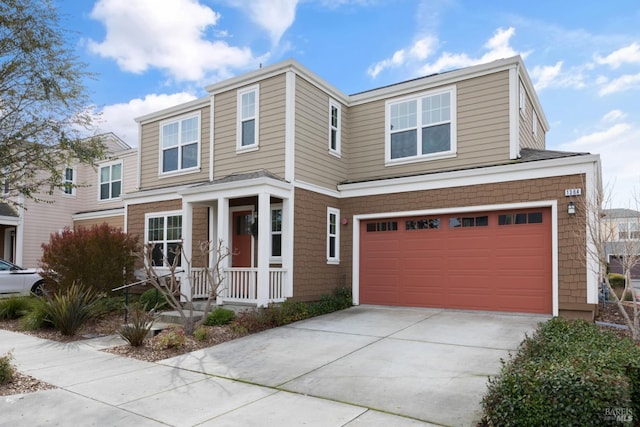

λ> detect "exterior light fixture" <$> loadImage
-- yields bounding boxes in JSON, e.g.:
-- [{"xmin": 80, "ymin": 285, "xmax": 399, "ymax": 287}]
[{"xmin": 567, "ymin": 201, "xmax": 576, "ymax": 215}]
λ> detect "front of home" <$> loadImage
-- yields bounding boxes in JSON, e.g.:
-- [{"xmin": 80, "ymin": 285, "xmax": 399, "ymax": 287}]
[{"xmin": 125, "ymin": 56, "xmax": 601, "ymax": 320}]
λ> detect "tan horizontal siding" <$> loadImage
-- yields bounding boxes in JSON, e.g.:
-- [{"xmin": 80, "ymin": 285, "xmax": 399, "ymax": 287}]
[
  {"xmin": 347, "ymin": 71, "xmax": 511, "ymax": 182},
  {"xmin": 139, "ymin": 106, "xmax": 211, "ymax": 190},
  {"xmin": 214, "ymin": 75, "xmax": 286, "ymax": 179},
  {"xmin": 294, "ymin": 76, "xmax": 347, "ymax": 189},
  {"xmin": 519, "ymin": 78, "xmax": 545, "ymax": 150}
]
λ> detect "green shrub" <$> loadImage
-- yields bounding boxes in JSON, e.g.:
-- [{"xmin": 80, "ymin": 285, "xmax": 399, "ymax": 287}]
[
  {"xmin": 118, "ymin": 303, "xmax": 156, "ymax": 347},
  {"xmin": 139, "ymin": 288, "xmax": 169, "ymax": 310},
  {"xmin": 45, "ymin": 283, "xmax": 102, "ymax": 336},
  {"xmin": 0, "ymin": 351, "xmax": 15, "ymax": 384},
  {"xmin": 39, "ymin": 223, "xmax": 139, "ymax": 294},
  {"xmin": 230, "ymin": 287, "xmax": 353, "ymax": 333},
  {"xmin": 153, "ymin": 326, "xmax": 186, "ymax": 349},
  {"xmin": 608, "ymin": 273, "xmax": 626, "ymax": 288},
  {"xmin": 482, "ymin": 317, "xmax": 640, "ymax": 426},
  {"xmin": 193, "ymin": 327, "xmax": 208, "ymax": 341},
  {"xmin": 93, "ymin": 294, "xmax": 133, "ymax": 316},
  {"xmin": 18, "ymin": 296, "xmax": 52, "ymax": 330},
  {"xmin": 0, "ymin": 296, "xmax": 31, "ymax": 320},
  {"xmin": 203, "ymin": 307, "xmax": 235, "ymax": 326}
]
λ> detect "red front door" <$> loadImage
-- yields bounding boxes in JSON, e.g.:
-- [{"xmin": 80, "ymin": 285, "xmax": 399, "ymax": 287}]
[{"xmin": 232, "ymin": 210, "xmax": 253, "ymax": 267}]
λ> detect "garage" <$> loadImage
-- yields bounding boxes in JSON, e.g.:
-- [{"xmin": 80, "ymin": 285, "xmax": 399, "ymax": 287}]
[{"xmin": 359, "ymin": 208, "xmax": 552, "ymax": 314}]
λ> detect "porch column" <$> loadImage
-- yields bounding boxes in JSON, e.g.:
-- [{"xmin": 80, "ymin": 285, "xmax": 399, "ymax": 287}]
[
  {"xmin": 256, "ymin": 191, "xmax": 271, "ymax": 307},
  {"xmin": 180, "ymin": 200, "xmax": 193, "ymax": 302},
  {"xmin": 216, "ymin": 198, "xmax": 230, "ymax": 305},
  {"xmin": 282, "ymin": 196, "xmax": 294, "ymax": 298}
]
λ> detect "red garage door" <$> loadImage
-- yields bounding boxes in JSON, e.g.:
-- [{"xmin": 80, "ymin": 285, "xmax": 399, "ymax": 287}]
[{"xmin": 359, "ymin": 209, "xmax": 552, "ymax": 314}]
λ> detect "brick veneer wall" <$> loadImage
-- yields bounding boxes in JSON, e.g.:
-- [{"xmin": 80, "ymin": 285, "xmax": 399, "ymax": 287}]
[
  {"xmin": 127, "ymin": 199, "xmax": 209, "ymax": 269},
  {"xmin": 292, "ymin": 188, "xmax": 344, "ymax": 301},
  {"xmin": 324, "ymin": 173, "xmax": 591, "ymax": 318}
]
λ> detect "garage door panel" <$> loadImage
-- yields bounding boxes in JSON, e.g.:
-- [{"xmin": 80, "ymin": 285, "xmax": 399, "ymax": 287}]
[{"xmin": 360, "ymin": 208, "xmax": 552, "ymax": 314}]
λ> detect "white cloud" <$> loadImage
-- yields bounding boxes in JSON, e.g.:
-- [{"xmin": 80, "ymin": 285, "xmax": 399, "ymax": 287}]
[
  {"xmin": 559, "ymin": 121, "xmax": 640, "ymax": 206},
  {"xmin": 594, "ymin": 42, "xmax": 640, "ymax": 69},
  {"xmin": 242, "ymin": 0, "xmax": 298, "ymax": 45},
  {"xmin": 598, "ymin": 72, "xmax": 640, "ymax": 96},
  {"xmin": 530, "ymin": 61, "xmax": 587, "ymax": 91},
  {"xmin": 417, "ymin": 27, "xmax": 528, "ymax": 75},
  {"xmin": 93, "ymin": 93, "xmax": 198, "ymax": 145},
  {"xmin": 87, "ymin": 0, "xmax": 257, "ymax": 82},
  {"xmin": 368, "ymin": 36, "xmax": 437, "ymax": 78},
  {"xmin": 602, "ymin": 109, "xmax": 627, "ymax": 123}
]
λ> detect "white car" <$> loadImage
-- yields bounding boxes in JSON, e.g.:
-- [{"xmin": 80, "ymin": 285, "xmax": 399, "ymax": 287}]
[{"xmin": 0, "ymin": 259, "xmax": 45, "ymax": 297}]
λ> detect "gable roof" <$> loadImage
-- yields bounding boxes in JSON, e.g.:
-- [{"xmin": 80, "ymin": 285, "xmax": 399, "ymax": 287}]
[{"xmin": 602, "ymin": 208, "xmax": 640, "ymax": 219}]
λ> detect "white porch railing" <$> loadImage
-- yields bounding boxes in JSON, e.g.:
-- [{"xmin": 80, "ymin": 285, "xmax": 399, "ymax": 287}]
[{"xmin": 190, "ymin": 267, "xmax": 287, "ymax": 304}]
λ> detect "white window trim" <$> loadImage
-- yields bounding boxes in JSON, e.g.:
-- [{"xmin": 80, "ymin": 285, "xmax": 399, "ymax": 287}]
[
  {"xmin": 384, "ymin": 85, "xmax": 457, "ymax": 166},
  {"xmin": 158, "ymin": 111, "xmax": 201, "ymax": 176},
  {"xmin": 329, "ymin": 99, "xmax": 341, "ymax": 157},
  {"xmin": 144, "ymin": 210, "xmax": 183, "ymax": 269},
  {"xmin": 98, "ymin": 160, "xmax": 123, "ymax": 202},
  {"xmin": 327, "ymin": 207, "xmax": 340, "ymax": 264},
  {"xmin": 236, "ymin": 84, "xmax": 260, "ymax": 153},
  {"xmin": 270, "ymin": 204, "xmax": 283, "ymax": 263},
  {"xmin": 532, "ymin": 109, "xmax": 538, "ymax": 138},
  {"xmin": 62, "ymin": 166, "xmax": 76, "ymax": 197},
  {"xmin": 519, "ymin": 82, "xmax": 526, "ymax": 115}
]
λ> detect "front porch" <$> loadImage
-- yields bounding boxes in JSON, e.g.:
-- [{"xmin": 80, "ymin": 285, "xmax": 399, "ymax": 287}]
[
  {"xmin": 190, "ymin": 266, "xmax": 287, "ymax": 305},
  {"xmin": 178, "ymin": 171, "xmax": 294, "ymax": 307}
]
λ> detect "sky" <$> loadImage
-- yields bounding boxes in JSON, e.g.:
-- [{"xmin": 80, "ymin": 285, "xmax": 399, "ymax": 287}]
[{"xmin": 56, "ymin": 0, "xmax": 640, "ymax": 207}]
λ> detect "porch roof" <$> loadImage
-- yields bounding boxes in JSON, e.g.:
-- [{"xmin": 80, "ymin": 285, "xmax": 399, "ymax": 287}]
[
  {"xmin": 189, "ymin": 170, "xmax": 286, "ymax": 188},
  {"xmin": 0, "ymin": 203, "xmax": 18, "ymax": 217}
]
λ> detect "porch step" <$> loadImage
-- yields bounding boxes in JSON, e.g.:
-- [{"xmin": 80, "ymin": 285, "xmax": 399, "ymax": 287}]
[
  {"xmin": 188, "ymin": 301, "xmax": 256, "ymax": 314},
  {"xmin": 158, "ymin": 310, "xmax": 205, "ymax": 325}
]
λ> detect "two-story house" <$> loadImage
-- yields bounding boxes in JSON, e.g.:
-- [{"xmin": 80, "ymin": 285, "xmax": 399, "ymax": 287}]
[
  {"xmin": 127, "ymin": 56, "xmax": 602, "ymax": 320},
  {"xmin": 1, "ymin": 133, "xmax": 136, "ymax": 269},
  {"xmin": 602, "ymin": 208, "xmax": 640, "ymax": 280}
]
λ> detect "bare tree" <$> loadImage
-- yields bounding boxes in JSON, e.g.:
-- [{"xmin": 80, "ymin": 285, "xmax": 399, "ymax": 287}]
[
  {"xmin": 142, "ymin": 240, "xmax": 232, "ymax": 336},
  {"xmin": 0, "ymin": 0, "xmax": 105, "ymax": 205},
  {"xmin": 580, "ymin": 185, "xmax": 640, "ymax": 341}
]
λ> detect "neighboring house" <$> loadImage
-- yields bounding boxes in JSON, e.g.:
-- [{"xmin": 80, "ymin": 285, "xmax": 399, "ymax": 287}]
[
  {"xmin": 127, "ymin": 56, "xmax": 602, "ymax": 320},
  {"xmin": 602, "ymin": 208, "xmax": 640, "ymax": 279},
  {"xmin": 0, "ymin": 133, "xmax": 136, "ymax": 269}
]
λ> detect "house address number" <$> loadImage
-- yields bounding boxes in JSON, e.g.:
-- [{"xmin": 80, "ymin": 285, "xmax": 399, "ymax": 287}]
[{"xmin": 565, "ymin": 188, "xmax": 582, "ymax": 196}]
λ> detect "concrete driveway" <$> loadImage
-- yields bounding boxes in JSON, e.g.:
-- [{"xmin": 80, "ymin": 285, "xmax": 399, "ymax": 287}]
[
  {"xmin": 1, "ymin": 306, "xmax": 547, "ymax": 426},
  {"xmin": 161, "ymin": 306, "xmax": 547, "ymax": 426}
]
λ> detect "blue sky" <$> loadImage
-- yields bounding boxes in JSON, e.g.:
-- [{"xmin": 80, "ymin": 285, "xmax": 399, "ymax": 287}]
[{"xmin": 57, "ymin": 0, "xmax": 640, "ymax": 206}]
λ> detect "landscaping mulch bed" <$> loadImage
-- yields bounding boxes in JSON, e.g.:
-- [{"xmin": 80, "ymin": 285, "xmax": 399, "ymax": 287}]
[{"xmin": 0, "ymin": 311, "xmax": 246, "ymax": 396}]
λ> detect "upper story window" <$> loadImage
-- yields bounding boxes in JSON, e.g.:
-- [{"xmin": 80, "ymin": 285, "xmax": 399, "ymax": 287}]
[
  {"xmin": 62, "ymin": 167, "xmax": 75, "ymax": 196},
  {"xmin": 618, "ymin": 222, "xmax": 640, "ymax": 240},
  {"xmin": 386, "ymin": 86, "xmax": 456, "ymax": 164},
  {"xmin": 532, "ymin": 110, "xmax": 538, "ymax": 137},
  {"xmin": 161, "ymin": 113, "xmax": 200, "ymax": 174},
  {"xmin": 99, "ymin": 162, "xmax": 122, "ymax": 201},
  {"xmin": 519, "ymin": 82, "xmax": 526, "ymax": 114},
  {"xmin": 237, "ymin": 85, "xmax": 259, "ymax": 151},
  {"xmin": 327, "ymin": 207, "xmax": 340, "ymax": 264},
  {"xmin": 329, "ymin": 100, "xmax": 341, "ymax": 156},
  {"xmin": 146, "ymin": 211, "xmax": 182, "ymax": 267}
]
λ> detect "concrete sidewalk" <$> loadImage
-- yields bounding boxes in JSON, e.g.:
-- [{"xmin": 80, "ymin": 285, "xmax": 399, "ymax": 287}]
[{"xmin": 0, "ymin": 306, "xmax": 547, "ymax": 426}]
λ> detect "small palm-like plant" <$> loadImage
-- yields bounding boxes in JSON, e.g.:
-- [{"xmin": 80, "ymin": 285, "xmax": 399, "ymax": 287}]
[
  {"xmin": 45, "ymin": 283, "xmax": 101, "ymax": 336},
  {"xmin": 118, "ymin": 303, "xmax": 157, "ymax": 347},
  {"xmin": 0, "ymin": 296, "xmax": 31, "ymax": 320}
]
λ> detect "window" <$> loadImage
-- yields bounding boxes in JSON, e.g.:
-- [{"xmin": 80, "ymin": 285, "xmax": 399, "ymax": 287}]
[
  {"xmin": 618, "ymin": 222, "xmax": 640, "ymax": 240},
  {"xmin": 62, "ymin": 167, "xmax": 75, "ymax": 196},
  {"xmin": 386, "ymin": 87, "xmax": 456, "ymax": 163},
  {"xmin": 405, "ymin": 218, "xmax": 440, "ymax": 230},
  {"xmin": 366, "ymin": 221, "xmax": 398, "ymax": 232},
  {"xmin": 237, "ymin": 85, "xmax": 259, "ymax": 150},
  {"xmin": 146, "ymin": 212, "xmax": 182, "ymax": 267},
  {"xmin": 271, "ymin": 207, "xmax": 282, "ymax": 260},
  {"xmin": 327, "ymin": 207, "xmax": 340, "ymax": 264},
  {"xmin": 329, "ymin": 100, "xmax": 341, "ymax": 155},
  {"xmin": 449, "ymin": 216, "xmax": 488, "ymax": 228},
  {"xmin": 99, "ymin": 162, "xmax": 122, "ymax": 200},
  {"xmin": 161, "ymin": 114, "xmax": 200, "ymax": 173},
  {"xmin": 532, "ymin": 110, "xmax": 538, "ymax": 137},
  {"xmin": 519, "ymin": 83, "xmax": 526, "ymax": 114},
  {"xmin": 499, "ymin": 212, "xmax": 543, "ymax": 226}
]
